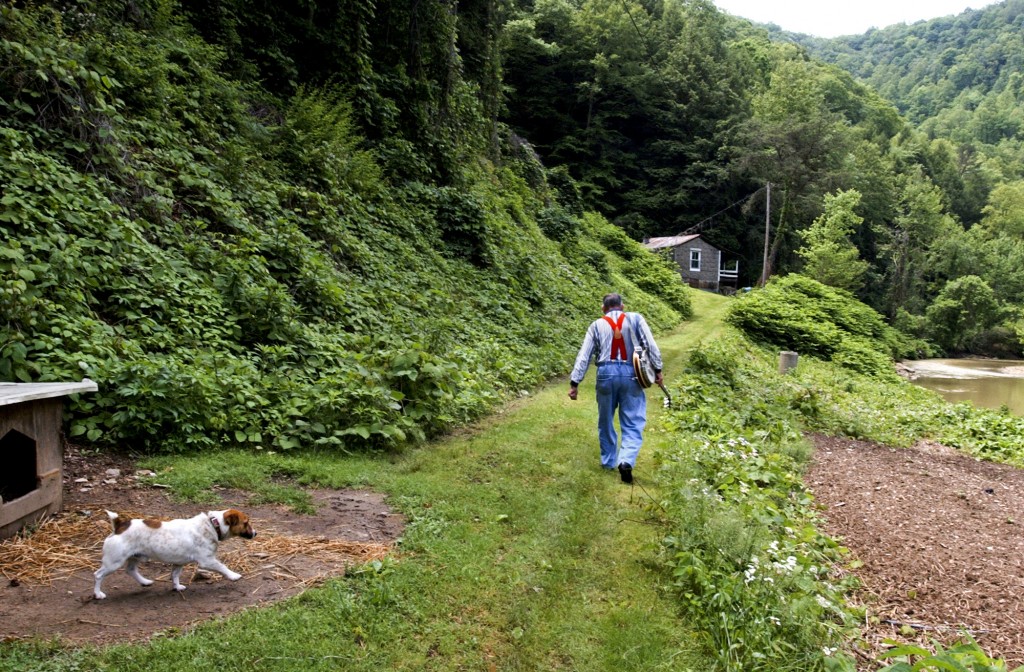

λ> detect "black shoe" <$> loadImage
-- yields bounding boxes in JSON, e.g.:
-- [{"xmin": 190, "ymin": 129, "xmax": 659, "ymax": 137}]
[{"xmin": 618, "ymin": 463, "xmax": 633, "ymax": 484}]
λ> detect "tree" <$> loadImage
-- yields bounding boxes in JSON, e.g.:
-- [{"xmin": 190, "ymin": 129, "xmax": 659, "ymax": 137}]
[
  {"xmin": 796, "ymin": 189, "xmax": 869, "ymax": 291},
  {"xmin": 925, "ymin": 275, "xmax": 1000, "ymax": 353},
  {"xmin": 980, "ymin": 180, "xmax": 1024, "ymax": 238},
  {"xmin": 880, "ymin": 169, "xmax": 957, "ymax": 317},
  {"xmin": 733, "ymin": 55, "xmax": 860, "ymax": 280},
  {"xmin": 500, "ymin": 0, "xmax": 749, "ymax": 237}
]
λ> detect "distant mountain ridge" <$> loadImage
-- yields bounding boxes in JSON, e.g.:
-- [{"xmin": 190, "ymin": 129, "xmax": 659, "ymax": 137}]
[{"xmin": 769, "ymin": 0, "xmax": 1024, "ymax": 132}]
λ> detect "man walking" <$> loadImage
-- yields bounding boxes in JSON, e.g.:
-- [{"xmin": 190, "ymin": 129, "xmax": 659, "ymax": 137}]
[{"xmin": 568, "ymin": 293, "xmax": 663, "ymax": 483}]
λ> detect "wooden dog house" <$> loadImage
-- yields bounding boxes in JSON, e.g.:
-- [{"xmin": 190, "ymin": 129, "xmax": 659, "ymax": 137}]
[{"xmin": 0, "ymin": 380, "xmax": 97, "ymax": 539}]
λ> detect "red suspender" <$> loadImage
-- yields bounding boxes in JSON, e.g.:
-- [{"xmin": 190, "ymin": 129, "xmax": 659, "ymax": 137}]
[{"xmin": 602, "ymin": 313, "xmax": 627, "ymax": 361}]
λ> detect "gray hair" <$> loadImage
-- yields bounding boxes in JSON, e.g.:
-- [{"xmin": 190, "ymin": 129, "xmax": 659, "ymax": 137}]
[{"xmin": 602, "ymin": 293, "xmax": 623, "ymax": 311}]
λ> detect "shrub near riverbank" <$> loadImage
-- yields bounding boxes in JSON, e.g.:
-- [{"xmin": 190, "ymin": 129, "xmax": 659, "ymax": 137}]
[
  {"xmin": 654, "ymin": 335, "xmax": 1024, "ymax": 670},
  {"xmin": 727, "ymin": 274, "xmax": 1024, "ymax": 461},
  {"xmin": 727, "ymin": 275, "xmax": 927, "ymax": 376}
]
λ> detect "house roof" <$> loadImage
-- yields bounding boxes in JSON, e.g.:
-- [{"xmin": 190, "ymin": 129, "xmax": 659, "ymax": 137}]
[{"xmin": 643, "ymin": 234, "xmax": 701, "ymax": 250}]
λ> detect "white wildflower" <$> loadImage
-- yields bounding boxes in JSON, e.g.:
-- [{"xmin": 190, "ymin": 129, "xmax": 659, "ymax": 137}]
[
  {"xmin": 772, "ymin": 555, "xmax": 798, "ymax": 574},
  {"xmin": 744, "ymin": 556, "xmax": 760, "ymax": 584}
]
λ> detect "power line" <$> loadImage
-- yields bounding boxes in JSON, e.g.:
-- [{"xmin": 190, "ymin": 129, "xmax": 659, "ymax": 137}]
[
  {"xmin": 617, "ymin": 0, "xmax": 653, "ymax": 55},
  {"xmin": 679, "ymin": 185, "xmax": 767, "ymax": 236}
]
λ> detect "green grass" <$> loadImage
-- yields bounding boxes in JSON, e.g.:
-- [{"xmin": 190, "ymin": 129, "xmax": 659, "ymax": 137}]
[{"xmin": 1, "ymin": 292, "xmax": 734, "ymax": 672}]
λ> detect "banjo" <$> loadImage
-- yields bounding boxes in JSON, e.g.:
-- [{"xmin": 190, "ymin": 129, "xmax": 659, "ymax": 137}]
[{"xmin": 629, "ymin": 318, "xmax": 672, "ymax": 407}]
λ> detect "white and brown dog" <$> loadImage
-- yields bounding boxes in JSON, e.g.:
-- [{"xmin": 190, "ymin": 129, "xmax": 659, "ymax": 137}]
[{"xmin": 93, "ymin": 509, "xmax": 256, "ymax": 600}]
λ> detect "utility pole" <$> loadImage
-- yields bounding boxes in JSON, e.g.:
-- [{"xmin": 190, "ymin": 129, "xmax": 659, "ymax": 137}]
[{"xmin": 760, "ymin": 181, "xmax": 771, "ymax": 286}]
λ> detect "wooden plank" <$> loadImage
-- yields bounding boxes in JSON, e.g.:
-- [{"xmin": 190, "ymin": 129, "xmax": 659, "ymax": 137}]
[
  {"xmin": 0, "ymin": 476, "xmax": 61, "ymax": 535},
  {"xmin": 0, "ymin": 380, "xmax": 98, "ymax": 407}
]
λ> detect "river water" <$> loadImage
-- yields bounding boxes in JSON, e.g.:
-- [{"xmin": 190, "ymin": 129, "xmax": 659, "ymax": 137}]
[{"xmin": 902, "ymin": 358, "xmax": 1024, "ymax": 416}]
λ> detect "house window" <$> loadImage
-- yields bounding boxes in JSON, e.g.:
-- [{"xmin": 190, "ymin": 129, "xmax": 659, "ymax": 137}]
[{"xmin": 689, "ymin": 249, "xmax": 701, "ymax": 272}]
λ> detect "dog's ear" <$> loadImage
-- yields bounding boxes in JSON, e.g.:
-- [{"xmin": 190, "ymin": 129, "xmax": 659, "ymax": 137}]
[{"xmin": 224, "ymin": 510, "xmax": 240, "ymax": 526}]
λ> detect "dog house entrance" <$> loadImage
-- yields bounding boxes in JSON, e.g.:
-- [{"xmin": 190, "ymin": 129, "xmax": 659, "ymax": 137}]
[
  {"xmin": 1, "ymin": 429, "xmax": 38, "ymax": 502},
  {"xmin": 0, "ymin": 380, "xmax": 98, "ymax": 539}
]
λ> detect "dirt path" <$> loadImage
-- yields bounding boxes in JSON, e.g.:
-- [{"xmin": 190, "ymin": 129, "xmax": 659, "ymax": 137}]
[{"xmin": 807, "ymin": 433, "xmax": 1024, "ymax": 666}]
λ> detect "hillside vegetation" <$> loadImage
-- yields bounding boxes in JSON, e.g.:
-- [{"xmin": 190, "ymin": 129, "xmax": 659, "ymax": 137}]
[
  {"xmin": 500, "ymin": 0, "xmax": 1024, "ymax": 359},
  {"xmin": 6, "ymin": 0, "xmax": 1024, "ymax": 453},
  {"xmin": 795, "ymin": 0, "xmax": 1024, "ymax": 141},
  {"xmin": 6, "ymin": 284, "xmax": 1024, "ymax": 671},
  {"xmin": 0, "ymin": 1, "xmax": 689, "ymax": 453},
  {"xmin": 783, "ymin": 0, "xmax": 1024, "ymax": 226},
  {"xmin": 663, "ymin": 281, "xmax": 1024, "ymax": 670}
]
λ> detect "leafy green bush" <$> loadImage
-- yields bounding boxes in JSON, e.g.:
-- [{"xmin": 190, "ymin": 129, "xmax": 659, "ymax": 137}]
[
  {"xmin": 622, "ymin": 255, "xmax": 692, "ymax": 317},
  {"xmin": 432, "ymin": 186, "xmax": 491, "ymax": 266},
  {"xmin": 535, "ymin": 205, "xmax": 580, "ymax": 242},
  {"xmin": 971, "ymin": 325, "xmax": 1024, "ymax": 359},
  {"xmin": 592, "ymin": 217, "xmax": 641, "ymax": 260},
  {"xmin": 879, "ymin": 636, "xmax": 1024, "ymax": 672},
  {"xmin": 545, "ymin": 165, "xmax": 585, "ymax": 216},
  {"xmin": 728, "ymin": 274, "xmax": 908, "ymax": 377},
  {"xmin": 728, "ymin": 284, "xmax": 846, "ymax": 357},
  {"xmin": 925, "ymin": 275, "xmax": 1000, "ymax": 353},
  {"xmin": 891, "ymin": 309, "xmax": 942, "ymax": 359},
  {"xmin": 583, "ymin": 213, "xmax": 693, "ymax": 319},
  {"xmin": 276, "ymin": 88, "xmax": 383, "ymax": 195},
  {"xmin": 832, "ymin": 337, "xmax": 900, "ymax": 380},
  {"xmin": 569, "ymin": 239, "xmax": 612, "ymax": 280}
]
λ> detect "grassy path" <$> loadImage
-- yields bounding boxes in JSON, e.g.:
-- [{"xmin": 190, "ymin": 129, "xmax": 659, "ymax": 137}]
[{"xmin": 8, "ymin": 293, "xmax": 733, "ymax": 672}]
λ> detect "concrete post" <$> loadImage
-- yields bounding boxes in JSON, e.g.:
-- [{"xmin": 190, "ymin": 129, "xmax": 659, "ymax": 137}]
[{"xmin": 779, "ymin": 351, "xmax": 798, "ymax": 374}]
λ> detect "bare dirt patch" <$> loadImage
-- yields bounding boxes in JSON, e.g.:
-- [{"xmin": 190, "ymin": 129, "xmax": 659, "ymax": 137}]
[
  {"xmin": 0, "ymin": 446, "xmax": 404, "ymax": 646},
  {"xmin": 807, "ymin": 433, "xmax": 1024, "ymax": 667}
]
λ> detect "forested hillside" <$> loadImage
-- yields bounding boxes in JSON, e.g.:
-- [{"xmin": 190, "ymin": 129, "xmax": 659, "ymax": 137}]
[
  {"xmin": 500, "ymin": 0, "xmax": 1024, "ymax": 357},
  {"xmin": 790, "ymin": 1, "xmax": 1024, "ymax": 134},
  {"xmin": 0, "ymin": 0, "xmax": 688, "ymax": 453},
  {"xmin": 3, "ymin": 0, "xmax": 1024, "ymax": 455},
  {"xmin": 783, "ymin": 0, "xmax": 1024, "ymax": 226}
]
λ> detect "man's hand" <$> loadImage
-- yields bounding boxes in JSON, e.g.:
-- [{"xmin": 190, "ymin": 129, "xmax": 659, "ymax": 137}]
[
  {"xmin": 568, "ymin": 386, "xmax": 578, "ymax": 400},
  {"xmin": 655, "ymin": 372, "xmax": 664, "ymax": 387}
]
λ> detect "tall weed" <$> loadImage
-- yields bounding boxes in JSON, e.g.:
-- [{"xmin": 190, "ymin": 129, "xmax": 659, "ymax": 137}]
[{"xmin": 654, "ymin": 338, "xmax": 859, "ymax": 671}]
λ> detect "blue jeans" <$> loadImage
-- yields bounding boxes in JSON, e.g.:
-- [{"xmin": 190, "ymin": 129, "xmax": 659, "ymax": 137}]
[{"xmin": 595, "ymin": 362, "xmax": 647, "ymax": 469}]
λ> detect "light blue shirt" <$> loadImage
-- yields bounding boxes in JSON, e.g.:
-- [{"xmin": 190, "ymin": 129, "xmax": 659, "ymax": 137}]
[{"xmin": 570, "ymin": 310, "xmax": 662, "ymax": 385}]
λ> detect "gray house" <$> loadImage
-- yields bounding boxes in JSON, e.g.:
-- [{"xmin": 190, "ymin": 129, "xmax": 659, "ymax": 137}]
[{"xmin": 644, "ymin": 234, "xmax": 739, "ymax": 292}]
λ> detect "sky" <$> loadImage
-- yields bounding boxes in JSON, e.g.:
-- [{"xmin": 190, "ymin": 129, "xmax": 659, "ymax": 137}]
[{"xmin": 711, "ymin": 0, "xmax": 999, "ymax": 38}]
